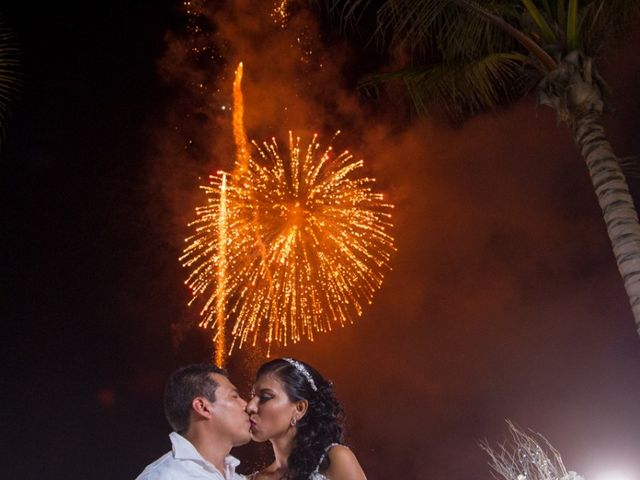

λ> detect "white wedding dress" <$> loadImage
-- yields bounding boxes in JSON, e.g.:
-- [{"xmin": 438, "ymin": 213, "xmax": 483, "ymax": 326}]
[{"xmin": 249, "ymin": 444, "xmax": 339, "ymax": 480}]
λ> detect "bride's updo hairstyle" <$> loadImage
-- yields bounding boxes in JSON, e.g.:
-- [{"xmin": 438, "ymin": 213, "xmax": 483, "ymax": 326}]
[{"xmin": 256, "ymin": 358, "xmax": 345, "ymax": 480}]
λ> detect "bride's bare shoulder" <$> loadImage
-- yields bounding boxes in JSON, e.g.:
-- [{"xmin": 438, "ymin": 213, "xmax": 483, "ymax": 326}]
[{"xmin": 323, "ymin": 446, "xmax": 367, "ymax": 480}]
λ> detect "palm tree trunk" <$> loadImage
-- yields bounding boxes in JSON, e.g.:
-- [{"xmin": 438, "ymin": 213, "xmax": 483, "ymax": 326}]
[{"xmin": 573, "ymin": 111, "xmax": 640, "ymax": 335}]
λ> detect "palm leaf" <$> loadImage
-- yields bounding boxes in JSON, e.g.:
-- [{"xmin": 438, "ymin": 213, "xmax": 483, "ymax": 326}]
[
  {"xmin": 359, "ymin": 52, "xmax": 535, "ymax": 121},
  {"xmin": 0, "ymin": 19, "xmax": 21, "ymax": 151},
  {"xmin": 320, "ymin": 0, "xmax": 374, "ymax": 27},
  {"xmin": 327, "ymin": 1, "xmax": 557, "ymax": 71},
  {"xmin": 431, "ymin": 3, "xmax": 522, "ymax": 61},
  {"xmin": 324, "ymin": 0, "xmax": 521, "ymax": 60},
  {"xmin": 566, "ymin": 0, "xmax": 578, "ymax": 50},
  {"xmin": 541, "ymin": 0, "xmax": 553, "ymax": 18},
  {"xmin": 521, "ymin": 0, "xmax": 558, "ymax": 44},
  {"xmin": 317, "ymin": 0, "xmax": 376, "ymax": 37},
  {"xmin": 557, "ymin": 0, "xmax": 566, "ymax": 26},
  {"xmin": 377, "ymin": 0, "xmax": 521, "ymax": 59},
  {"xmin": 324, "ymin": 0, "xmax": 640, "ymax": 121},
  {"xmin": 578, "ymin": 0, "xmax": 640, "ymax": 55}
]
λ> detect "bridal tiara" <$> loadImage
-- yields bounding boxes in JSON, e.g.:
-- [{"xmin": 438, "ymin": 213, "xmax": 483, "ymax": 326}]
[{"xmin": 283, "ymin": 357, "xmax": 318, "ymax": 391}]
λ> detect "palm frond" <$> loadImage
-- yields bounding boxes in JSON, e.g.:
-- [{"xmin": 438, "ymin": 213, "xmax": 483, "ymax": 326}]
[
  {"xmin": 359, "ymin": 51, "xmax": 536, "ymax": 121},
  {"xmin": 323, "ymin": 1, "xmax": 522, "ymax": 59},
  {"xmin": 316, "ymin": 0, "xmax": 375, "ymax": 35},
  {"xmin": 579, "ymin": 0, "xmax": 640, "ymax": 55},
  {"xmin": 323, "ymin": 0, "xmax": 640, "ymax": 122},
  {"xmin": 431, "ymin": 3, "xmax": 522, "ymax": 61},
  {"xmin": 0, "ymin": 18, "xmax": 21, "ymax": 151},
  {"xmin": 521, "ymin": 0, "xmax": 558, "ymax": 44},
  {"xmin": 557, "ymin": 0, "xmax": 566, "ymax": 27},
  {"xmin": 566, "ymin": 0, "xmax": 579, "ymax": 50},
  {"xmin": 320, "ymin": 0, "xmax": 373, "ymax": 26},
  {"xmin": 376, "ymin": 0, "xmax": 522, "ymax": 60}
]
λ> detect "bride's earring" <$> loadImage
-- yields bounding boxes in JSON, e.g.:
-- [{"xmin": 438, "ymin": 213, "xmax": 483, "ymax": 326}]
[{"xmin": 290, "ymin": 417, "xmax": 297, "ymax": 427}]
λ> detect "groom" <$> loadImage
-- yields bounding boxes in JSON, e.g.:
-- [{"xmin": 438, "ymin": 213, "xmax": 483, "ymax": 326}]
[{"xmin": 135, "ymin": 364, "xmax": 251, "ymax": 480}]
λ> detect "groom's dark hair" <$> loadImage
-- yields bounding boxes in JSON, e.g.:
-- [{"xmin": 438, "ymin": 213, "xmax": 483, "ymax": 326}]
[{"xmin": 164, "ymin": 363, "xmax": 226, "ymax": 434}]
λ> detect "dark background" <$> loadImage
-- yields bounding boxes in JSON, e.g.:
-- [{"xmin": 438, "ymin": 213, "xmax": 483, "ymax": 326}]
[{"xmin": 2, "ymin": 1, "xmax": 640, "ymax": 479}]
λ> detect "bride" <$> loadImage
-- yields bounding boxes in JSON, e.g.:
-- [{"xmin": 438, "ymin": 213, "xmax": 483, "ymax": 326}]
[{"xmin": 246, "ymin": 358, "xmax": 367, "ymax": 480}]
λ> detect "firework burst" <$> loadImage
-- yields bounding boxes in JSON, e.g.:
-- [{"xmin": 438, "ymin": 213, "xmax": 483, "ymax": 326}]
[{"xmin": 181, "ymin": 64, "xmax": 395, "ymax": 357}]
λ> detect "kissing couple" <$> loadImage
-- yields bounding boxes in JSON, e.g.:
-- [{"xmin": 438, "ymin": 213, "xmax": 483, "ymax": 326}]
[{"xmin": 135, "ymin": 358, "xmax": 367, "ymax": 480}]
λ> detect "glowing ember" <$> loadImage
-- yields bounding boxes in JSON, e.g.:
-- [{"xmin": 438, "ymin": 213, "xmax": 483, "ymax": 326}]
[
  {"xmin": 271, "ymin": 0, "xmax": 290, "ymax": 27},
  {"xmin": 181, "ymin": 63, "xmax": 395, "ymax": 357}
]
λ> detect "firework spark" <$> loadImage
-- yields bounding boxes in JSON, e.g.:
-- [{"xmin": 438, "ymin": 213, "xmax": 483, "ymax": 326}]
[
  {"xmin": 181, "ymin": 64, "xmax": 395, "ymax": 356},
  {"xmin": 271, "ymin": 0, "xmax": 290, "ymax": 28}
]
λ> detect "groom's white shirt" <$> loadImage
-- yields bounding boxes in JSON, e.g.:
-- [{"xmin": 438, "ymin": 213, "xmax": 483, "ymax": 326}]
[{"xmin": 135, "ymin": 432, "xmax": 245, "ymax": 480}]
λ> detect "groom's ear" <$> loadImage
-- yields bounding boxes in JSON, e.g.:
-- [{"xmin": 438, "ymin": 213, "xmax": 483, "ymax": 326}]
[
  {"xmin": 191, "ymin": 396, "xmax": 214, "ymax": 419},
  {"xmin": 295, "ymin": 399, "xmax": 309, "ymax": 419}
]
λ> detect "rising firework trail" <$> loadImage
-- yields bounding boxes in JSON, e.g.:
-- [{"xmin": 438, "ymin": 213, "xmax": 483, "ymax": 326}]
[
  {"xmin": 182, "ymin": 63, "xmax": 395, "ymax": 357},
  {"xmin": 214, "ymin": 172, "xmax": 228, "ymax": 367},
  {"xmin": 232, "ymin": 62, "xmax": 250, "ymax": 175}
]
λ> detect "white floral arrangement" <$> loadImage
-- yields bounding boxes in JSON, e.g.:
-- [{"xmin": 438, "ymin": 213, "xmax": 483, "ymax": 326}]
[{"xmin": 482, "ymin": 421, "xmax": 585, "ymax": 480}]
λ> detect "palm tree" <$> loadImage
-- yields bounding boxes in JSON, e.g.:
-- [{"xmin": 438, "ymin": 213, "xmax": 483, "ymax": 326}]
[
  {"xmin": 0, "ymin": 15, "xmax": 20, "ymax": 150},
  {"xmin": 325, "ymin": 0, "xmax": 640, "ymax": 336}
]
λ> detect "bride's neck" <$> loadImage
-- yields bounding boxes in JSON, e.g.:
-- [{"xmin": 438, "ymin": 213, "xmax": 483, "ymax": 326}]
[{"xmin": 270, "ymin": 429, "xmax": 296, "ymax": 470}]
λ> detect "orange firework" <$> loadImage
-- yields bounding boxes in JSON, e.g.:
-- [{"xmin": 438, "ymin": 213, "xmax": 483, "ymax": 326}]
[{"xmin": 181, "ymin": 64, "xmax": 395, "ymax": 357}]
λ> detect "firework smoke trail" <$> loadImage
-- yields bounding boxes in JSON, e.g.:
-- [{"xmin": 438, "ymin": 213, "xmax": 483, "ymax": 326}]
[
  {"xmin": 232, "ymin": 63, "xmax": 275, "ymax": 355},
  {"xmin": 232, "ymin": 63, "xmax": 250, "ymax": 176},
  {"xmin": 214, "ymin": 172, "xmax": 228, "ymax": 367},
  {"xmin": 232, "ymin": 62, "xmax": 272, "ymax": 285}
]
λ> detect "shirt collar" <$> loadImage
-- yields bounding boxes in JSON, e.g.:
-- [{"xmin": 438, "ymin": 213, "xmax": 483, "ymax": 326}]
[
  {"xmin": 169, "ymin": 432, "xmax": 240, "ymax": 469},
  {"xmin": 225, "ymin": 455, "xmax": 241, "ymax": 469}
]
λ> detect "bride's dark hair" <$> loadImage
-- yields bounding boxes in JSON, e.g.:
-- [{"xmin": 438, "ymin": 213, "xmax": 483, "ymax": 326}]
[{"xmin": 256, "ymin": 358, "xmax": 345, "ymax": 480}]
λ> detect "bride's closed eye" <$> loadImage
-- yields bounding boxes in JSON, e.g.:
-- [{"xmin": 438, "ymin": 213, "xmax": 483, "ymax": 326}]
[{"xmin": 255, "ymin": 390, "xmax": 274, "ymax": 403}]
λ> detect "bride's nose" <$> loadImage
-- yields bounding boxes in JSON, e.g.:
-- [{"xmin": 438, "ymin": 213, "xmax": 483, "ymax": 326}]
[{"xmin": 246, "ymin": 396, "xmax": 258, "ymax": 414}]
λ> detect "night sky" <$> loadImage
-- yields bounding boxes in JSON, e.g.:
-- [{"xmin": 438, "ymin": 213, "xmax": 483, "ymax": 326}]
[{"xmin": 2, "ymin": 2, "xmax": 640, "ymax": 480}]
